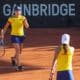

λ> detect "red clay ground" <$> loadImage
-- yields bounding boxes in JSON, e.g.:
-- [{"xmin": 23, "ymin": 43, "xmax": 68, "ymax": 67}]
[{"xmin": 0, "ymin": 28, "xmax": 80, "ymax": 80}]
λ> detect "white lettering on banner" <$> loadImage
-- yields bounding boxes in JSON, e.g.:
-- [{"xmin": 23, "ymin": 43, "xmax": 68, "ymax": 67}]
[
  {"xmin": 3, "ymin": 4, "xmax": 11, "ymax": 16},
  {"xmin": 52, "ymin": 4, "xmax": 59, "ymax": 16},
  {"xmin": 32, "ymin": 4, "xmax": 39, "ymax": 16},
  {"xmin": 60, "ymin": 4, "xmax": 68, "ymax": 16},
  {"xmin": 3, "ymin": 3, "xmax": 75, "ymax": 16},
  {"xmin": 40, "ymin": 4, "xmax": 47, "ymax": 16},
  {"xmin": 12, "ymin": 4, "xmax": 17, "ymax": 15},
  {"xmin": 48, "ymin": 4, "xmax": 51, "ymax": 16},
  {"xmin": 24, "ymin": 4, "xmax": 31, "ymax": 16},
  {"xmin": 69, "ymin": 4, "xmax": 75, "ymax": 16}
]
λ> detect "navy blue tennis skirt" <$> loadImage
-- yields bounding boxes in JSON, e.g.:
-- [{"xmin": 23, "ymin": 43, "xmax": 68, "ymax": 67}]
[
  {"xmin": 11, "ymin": 35, "xmax": 25, "ymax": 44},
  {"xmin": 57, "ymin": 70, "xmax": 74, "ymax": 80}
]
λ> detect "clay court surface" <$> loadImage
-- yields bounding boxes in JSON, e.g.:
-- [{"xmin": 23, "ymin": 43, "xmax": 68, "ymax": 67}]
[{"xmin": 0, "ymin": 28, "xmax": 80, "ymax": 80}]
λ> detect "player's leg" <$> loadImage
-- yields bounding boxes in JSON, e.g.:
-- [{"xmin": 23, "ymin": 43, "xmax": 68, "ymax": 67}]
[
  {"xmin": 20, "ymin": 43, "xmax": 23, "ymax": 54},
  {"xmin": 13, "ymin": 43, "xmax": 21, "ymax": 65},
  {"xmin": 19, "ymin": 36, "xmax": 25, "ymax": 54},
  {"xmin": 12, "ymin": 43, "xmax": 23, "ymax": 71},
  {"xmin": 11, "ymin": 44, "xmax": 17, "ymax": 66},
  {"xmin": 11, "ymin": 36, "xmax": 24, "ymax": 71},
  {"xmin": 11, "ymin": 43, "xmax": 20, "ymax": 66},
  {"xmin": 13, "ymin": 43, "xmax": 24, "ymax": 65}
]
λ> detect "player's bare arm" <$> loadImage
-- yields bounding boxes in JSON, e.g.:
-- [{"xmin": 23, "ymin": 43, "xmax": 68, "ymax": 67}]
[
  {"xmin": 51, "ymin": 47, "xmax": 60, "ymax": 72},
  {"xmin": 49, "ymin": 47, "xmax": 60, "ymax": 80},
  {"xmin": 3, "ymin": 21, "xmax": 10, "ymax": 36},
  {"xmin": 24, "ymin": 19, "xmax": 29, "ymax": 29}
]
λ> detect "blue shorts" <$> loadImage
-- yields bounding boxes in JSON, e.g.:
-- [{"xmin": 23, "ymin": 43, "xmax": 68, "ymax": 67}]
[
  {"xmin": 57, "ymin": 70, "xmax": 74, "ymax": 80},
  {"xmin": 11, "ymin": 35, "xmax": 25, "ymax": 44}
]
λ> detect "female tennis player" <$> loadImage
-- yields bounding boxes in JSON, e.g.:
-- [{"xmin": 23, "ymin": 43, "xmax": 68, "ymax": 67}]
[
  {"xmin": 2, "ymin": 6, "xmax": 29, "ymax": 71},
  {"xmin": 49, "ymin": 34, "xmax": 75, "ymax": 80}
]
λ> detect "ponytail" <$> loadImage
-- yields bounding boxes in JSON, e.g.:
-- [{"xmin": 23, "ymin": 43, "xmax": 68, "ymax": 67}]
[{"xmin": 63, "ymin": 44, "xmax": 68, "ymax": 54}]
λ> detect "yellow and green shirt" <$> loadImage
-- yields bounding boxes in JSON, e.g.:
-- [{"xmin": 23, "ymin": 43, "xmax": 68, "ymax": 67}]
[
  {"xmin": 57, "ymin": 45, "xmax": 74, "ymax": 71},
  {"xmin": 8, "ymin": 16, "xmax": 26, "ymax": 36}
]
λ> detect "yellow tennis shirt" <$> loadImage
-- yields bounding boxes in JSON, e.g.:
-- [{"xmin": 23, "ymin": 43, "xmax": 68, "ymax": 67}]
[
  {"xmin": 57, "ymin": 45, "xmax": 74, "ymax": 71},
  {"xmin": 8, "ymin": 16, "xmax": 25, "ymax": 36}
]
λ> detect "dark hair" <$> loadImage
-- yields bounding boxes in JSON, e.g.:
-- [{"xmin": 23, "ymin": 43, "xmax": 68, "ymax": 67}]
[{"xmin": 63, "ymin": 44, "xmax": 68, "ymax": 54}]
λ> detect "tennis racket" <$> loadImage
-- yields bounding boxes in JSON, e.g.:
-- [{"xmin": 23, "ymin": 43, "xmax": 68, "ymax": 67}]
[{"xmin": 0, "ymin": 38, "xmax": 5, "ymax": 57}]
